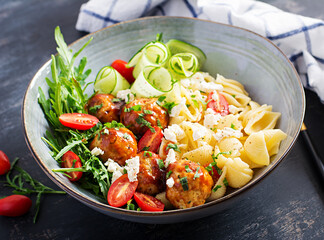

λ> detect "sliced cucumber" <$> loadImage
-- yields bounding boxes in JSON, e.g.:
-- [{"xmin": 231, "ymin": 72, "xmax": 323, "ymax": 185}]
[
  {"xmin": 127, "ymin": 41, "xmax": 170, "ymax": 79},
  {"xmin": 166, "ymin": 39, "xmax": 206, "ymax": 68},
  {"xmin": 168, "ymin": 53, "xmax": 199, "ymax": 79},
  {"xmin": 130, "ymin": 66, "xmax": 173, "ymax": 97},
  {"xmin": 94, "ymin": 66, "xmax": 130, "ymax": 95}
]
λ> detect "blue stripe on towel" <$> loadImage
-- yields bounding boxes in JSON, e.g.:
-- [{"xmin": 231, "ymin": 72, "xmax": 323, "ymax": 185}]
[
  {"xmin": 227, "ymin": 10, "xmax": 233, "ymax": 25},
  {"xmin": 82, "ymin": 9, "xmax": 120, "ymax": 24},
  {"xmin": 102, "ymin": 0, "xmax": 118, "ymax": 28},
  {"xmin": 289, "ymin": 51, "xmax": 324, "ymax": 64},
  {"xmin": 140, "ymin": 0, "xmax": 152, "ymax": 17},
  {"xmin": 183, "ymin": 0, "xmax": 197, "ymax": 17}
]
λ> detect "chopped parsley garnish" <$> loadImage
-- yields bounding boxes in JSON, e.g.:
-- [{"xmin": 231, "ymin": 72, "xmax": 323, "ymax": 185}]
[
  {"xmin": 124, "ymin": 105, "xmax": 142, "ymax": 112},
  {"xmin": 186, "ymin": 104, "xmax": 191, "ymax": 108},
  {"xmin": 123, "ymin": 133, "xmax": 131, "ymax": 140},
  {"xmin": 199, "ymin": 90, "xmax": 206, "ymax": 94},
  {"xmin": 144, "ymin": 151, "xmax": 152, "ymax": 157},
  {"xmin": 180, "ymin": 177, "xmax": 189, "ymax": 191},
  {"xmin": 166, "ymin": 170, "xmax": 173, "ymax": 179},
  {"xmin": 166, "ymin": 143, "xmax": 181, "ymax": 153},
  {"xmin": 212, "ymin": 151, "xmax": 232, "ymax": 160},
  {"xmin": 156, "ymin": 96, "xmax": 166, "ymax": 106},
  {"xmin": 193, "ymin": 167, "xmax": 201, "ymax": 179},
  {"xmin": 191, "ymin": 95, "xmax": 196, "ymax": 98},
  {"xmin": 192, "ymin": 99, "xmax": 199, "ymax": 108},
  {"xmin": 104, "ymin": 120, "xmax": 125, "ymax": 130},
  {"xmin": 142, "ymin": 146, "xmax": 150, "ymax": 151},
  {"xmin": 135, "ymin": 115, "xmax": 155, "ymax": 133},
  {"xmin": 185, "ymin": 165, "xmax": 192, "ymax": 173},
  {"xmin": 230, "ymin": 123, "xmax": 236, "ymax": 130},
  {"xmin": 126, "ymin": 199, "xmax": 140, "ymax": 211},
  {"xmin": 223, "ymin": 178, "xmax": 229, "ymax": 187},
  {"xmin": 157, "ymin": 159, "xmax": 165, "ymax": 169},
  {"xmin": 163, "ymin": 101, "xmax": 177, "ymax": 114},
  {"xmin": 143, "ymin": 109, "xmax": 153, "ymax": 115},
  {"xmin": 207, "ymin": 158, "xmax": 223, "ymax": 175},
  {"xmin": 212, "ymin": 185, "xmax": 222, "ymax": 192},
  {"xmin": 157, "ymin": 119, "xmax": 162, "ymax": 128},
  {"xmin": 232, "ymin": 94, "xmax": 236, "ymax": 98},
  {"xmin": 112, "ymin": 98, "xmax": 122, "ymax": 102},
  {"xmin": 123, "ymin": 168, "xmax": 127, "ymax": 174},
  {"xmin": 211, "ymin": 127, "xmax": 217, "ymax": 131},
  {"xmin": 89, "ymin": 103, "xmax": 103, "ymax": 113}
]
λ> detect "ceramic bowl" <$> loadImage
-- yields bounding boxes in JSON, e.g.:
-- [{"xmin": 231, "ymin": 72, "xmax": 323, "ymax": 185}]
[{"xmin": 23, "ymin": 17, "xmax": 305, "ymax": 224}]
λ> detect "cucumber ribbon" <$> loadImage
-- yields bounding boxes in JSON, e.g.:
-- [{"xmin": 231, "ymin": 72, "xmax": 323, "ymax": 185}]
[{"xmin": 168, "ymin": 53, "xmax": 199, "ymax": 78}]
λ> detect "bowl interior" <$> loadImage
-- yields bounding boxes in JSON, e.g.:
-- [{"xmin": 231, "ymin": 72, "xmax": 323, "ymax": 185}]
[{"xmin": 23, "ymin": 17, "xmax": 305, "ymax": 222}]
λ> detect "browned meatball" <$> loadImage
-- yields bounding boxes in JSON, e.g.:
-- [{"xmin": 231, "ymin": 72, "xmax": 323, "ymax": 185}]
[
  {"xmin": 89, "ymin": 127, "xmax": 137, "ymax": 166},
  {"xmin": 166, "ymin": 159, "xmax": 213, "ymax": 209},
  {"xmin": 137, "ymin": 151, "xmax": 165, "ymax": 196},
  {"xmin": 120, "ymin": 98, "xmax": 169, "ymax": 137},
  {"xmin": 86, "ymin": 93, "xmax": 124, "ymax": 123}
]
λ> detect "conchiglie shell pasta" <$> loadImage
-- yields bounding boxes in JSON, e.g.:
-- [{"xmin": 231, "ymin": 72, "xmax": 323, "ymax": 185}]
[
  {"xmin": 263, "ymin": 129, "xmax": 287, "ymax": 156},
  {"xmin": 182, "ymin": 144, "xmax": 214, "ymax": 166},
  {"xmin": 218, "ymin": 137, "xmax": 243, "ymax": 158},
  {"xmin": 216, "ymin": 114, "xmax": 243, "ymax": 131},
  {"xmin": 213, "ymin": 146, "xmax": 230, "ymax": 169},
  {"xmin": 207, "ymin": 166, "xmax": 228, "ymax": 201},
  {"xmin": 244, "ymin": 111, "xmax": 281, "ymax": 135},
  {"xmin": 169, "ymin": 116, "xmax": 186, "ymax": 125},
  {"xmin": 225, "ymin": 157, "xmax": 253, "ymax": 188},
  {"xmin": 240, "ymin": 149, "xmax": 265, "ymax": 169},
  {"xmin": 244, "ymin": 131, "xmax": 269, "ymax": 165},
  {"xmin": 222, "ymin": 92, "xmax": 251, "ymax": 108}
]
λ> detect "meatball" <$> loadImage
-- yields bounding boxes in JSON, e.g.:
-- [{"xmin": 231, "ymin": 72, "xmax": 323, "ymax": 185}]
[
  {"xmin": 120, "ymin": 98, "xmax": 169, "ymax": 137},
  {"xmin": 137, "ymin": 151, "xmax": 165, "ymax": 196},
  {"xmin": 166, "ymin": 159, "xmax": 213, "ymax": 209},
  {"xmin": 86, "ymin": 93, "xmax": 124, "ymax": 123},
  {"xmin": 89, "ymin": 127, "xmax": 137, "ymax": 166}
]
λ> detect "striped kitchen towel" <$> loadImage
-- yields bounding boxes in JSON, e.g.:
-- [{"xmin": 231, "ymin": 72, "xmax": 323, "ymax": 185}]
[{"xmin": 76, "ymin": 0, "xmax": 324, "ymax": 102}]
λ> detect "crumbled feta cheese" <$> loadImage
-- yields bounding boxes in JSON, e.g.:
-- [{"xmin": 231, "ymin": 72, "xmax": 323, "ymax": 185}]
[
  {"xmin": 211, "ymin": 90, "xmax": 220, "ymax": 102},
  {"xmin": 180, "ymin": 78, "xmax": 191, "ymax": 88},
  {"xmin": 91, "ymin": 147, "xmax": 104, "ymax": 156},
  {"xmin": 199, "ymin": 81, "xmax": 223, "ymax": 93},
  {"xmin": 170, "ymin": 97, "xmax": 186, "ymax": 117},
  {"xmin": 204, "ymin": 112, "xmax": 222, "ymax": 129},
  {"xmin": 191, "ymin": 123, "xmax": 208, "ymax": 141},
  {"xmin": 165, "ymin": 149, "xmax": 177, "ymax": 167},
  {"xmin": 104, "ymin": 159, "xmax": 125, "ymax": 183},
  {"xmin": 111, "ymin": 171, "xmax": 123, "ymax": 183},
  {"xmin": 116, "ymin": 89, "xmax": 134, "ymax": 102},
  {"xmin": 228, "ymin": 105, "xmax": 239, "ymax": 114},
  {"xmin": 166, "ymin": 177, "xmax": 175, "ymax": 188},
  {"xmin": 163, "ymin": 124, "xmax": 185, "ymax": 143},
  {"xmin": 125, "ymin": 156, "xmax": 140, "ymax": 182},
  {"xmin": 103, "ymin": 129, "xmax": 109, "ymax": 135},
  {"xmin": 214, "ymin": 127, "xmax": 243, "ymax": 141}
]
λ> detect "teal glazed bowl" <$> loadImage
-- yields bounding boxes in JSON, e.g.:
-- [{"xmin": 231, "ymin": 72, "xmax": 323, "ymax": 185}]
[{"xmin": 23, "ymin": 17, "xmax": 305, "ymax": 224}]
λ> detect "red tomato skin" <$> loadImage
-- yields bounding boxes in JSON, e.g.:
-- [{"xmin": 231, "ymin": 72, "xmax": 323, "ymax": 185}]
[
  {"xmin": 133, "ymin": 192, "xmax": 164, "ymax": 212},
  {"xmin": 204, "ymin": 163, "xmax": 221, "ymax": 183},
  {"xmin": 59, "ymin": 113, "xmax": 99, "ymax": 130},
  {"xmin": 207, "ymin": 91, "xmax": 229, "ymax": 116},
  {"xmin": 111, "ymin": 59, "xmax": 135, "ymax": 84},
  {"xmin": 0, "ymin": 195, "xmax": 32, "ymax": 217},
  {"xmin": 0, "ymin": 150, "xmax": 11, "ymax": 175},
  {"xmin": 107, "ymin": 174, "xmax": 138, "ymax": 207},
  {"xmin": 137, "ymin": 127, "xmax": 163, "ymax": 153},
  {"xmin": 61, "ymin": 151, "xmax": 83, "ymax": 182}
]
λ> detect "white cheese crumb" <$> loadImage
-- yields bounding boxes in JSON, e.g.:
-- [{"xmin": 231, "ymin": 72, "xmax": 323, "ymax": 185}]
[
  {"xmin": 166, "ymin": 177, "xmax": 175, "ymax": 188},
  {"xmin": 111, "ymin": 171, "xmax": 123, "ymax": 183},
  {"xmin": 170, "ymin": 97, "xmax": 186, "ymax": 117},
  {"xmin": 214, "ymin": 127, "xmax": 243, "ymax": 141},
  {"xmin": 165, "ymin": 149, "xmax": 177, "ymax": 167},
  {"xmin": 180, "ymin": 78, "xmax": 191, "ymax": 88},
  {"xmin": 104, "ymin": 159, "xmax": 125, "ymax": 183},
  {"xmin": 116, "ymin": 89, "xmax": 135, "ymax": 103},
  {"xmin": 228, "ymin": 105, "xmax": 239, "ymax": 114},
  {"xmin": 199, "ymin": 81, "xmax": 223, "ymax": 93},
  {"xmin": 204, "ymin": 111, "xmax": 222, "ymax": 129},
  {"xmin": 191, "ymin": 123, "xmax": 208, "ymax": 141},
  {"xmin": 163, "ymin": 124, "xmax": 185, "ymax": 143},
  {"xmin": 91, "ymin": 147, "xmax": 104, "ymax": 156},
  {"xmin": 125, "ymin": 156, "xmax": 140, "ymax": 182},
  {"xmin": 103, "ymin": 129, "xmax": 109, "ymax": 135}
]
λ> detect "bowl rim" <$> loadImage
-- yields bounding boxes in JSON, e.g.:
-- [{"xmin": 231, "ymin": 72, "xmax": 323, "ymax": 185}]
[{"xmin": 22, "ymin": 16, "xmax": 305, "ymax": 217}]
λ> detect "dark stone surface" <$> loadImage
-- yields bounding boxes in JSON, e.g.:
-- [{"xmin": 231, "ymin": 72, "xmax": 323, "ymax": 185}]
[{"xmin": 0, "ymin": 0, "xmax": 323, "ymax": 239}]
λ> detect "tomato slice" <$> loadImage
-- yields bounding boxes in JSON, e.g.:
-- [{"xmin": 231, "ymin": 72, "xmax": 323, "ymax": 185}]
[
  {"xmin": 133, "ymin": 192, "xmax": 164, "ymax": 212},
  {"xmin": 111, "ymin": 59, "xmax": 135, "ymax": 84},
  {"xmin": 59, "ymin": 113, "xmax": 99, "ymax": 130},
  {"xmin": 137, "ymin": 126, "xmax": 163, "ymax": 153},
  {"xmin": 61, "ymin": 151, "xmax": 83, "ymax": 182},
  {"xmin": 107, "ymin": 174, "xmax": 138, "ymax": 207},
  {"xmin": 207, "ymin": 91, "xmax": 229, "ymax": 116}
]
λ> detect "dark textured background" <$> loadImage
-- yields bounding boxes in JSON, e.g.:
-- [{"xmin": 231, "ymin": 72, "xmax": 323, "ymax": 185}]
[{"xmin": 0, "ymin": 0, "xmax": 323, "ymax": 239}]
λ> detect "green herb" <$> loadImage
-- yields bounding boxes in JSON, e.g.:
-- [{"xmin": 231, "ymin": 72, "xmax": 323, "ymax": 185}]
[
  {"xmin": 124, "ymin": 105, "xmax": 142, "ymax": 112},
  {"xmin": 212, "ymin": 151, "xmax": 232, "ymax": 160},
  {"xmin": 185, "ymin": 165, "xmax": 192, "ymax": 173},
  {"xmin": 166, "ymin": 143, "xmax": 181, "ymax": 153},
  {"xmin": 135, "ymin": 115, "xmax": 155, "ymax": 133},
  {"xmin": 163, "ymin": 101, "xmax": 177, "ymax": 114},
  {"xmin": 212, "ymin": 185, "xmax": 222, "ymax": 192},
  {"xmin": 193, "ymin": 167, "xmax": 201, "ymax": 179},
  {"xmin": 186, "ymin": 104, "xmax": 191, "ymax": 108},
  {"xmin": 157, "ymin": 119, "xmax": 162, "ymax": 129},
  {"xmin": 123, "ymin": 168, "xmax": 127, "ymax": 174},
  {"xmin": 223, "ymin": 178, "xmax": 229, "ymax": 187},
  {"xmin": 157, "ymin": 159, "xmax": 165, "ymax": 169},
  {"xmin": 144, "ymin": 151, "xmax": 152, "ymax": 157},
  {"xmin": 142, "ymin": 146, "xmax": 150, "ymax": 151},
  {"xmin": 191, "ymin": 95, "xmax": 196, "ymax": 98},
  {"xmin": 89, "ymin": 103, "xmax": 103, "ymax": 113},
  {"xmin": 166, "ymin": 170, "xmax": 173, "ymax": 179},
  {"xmin": 126, "ymin": 199, "xmax": 137, "ymax": 210},
  {"xmin": 199, "ymin": 90, "xmax": 206, "ymax": 94},
  {"xmin": 180, "ymin": 177, "xmax": 189, "ymax": 191},
  {"xmin": 156, "ymin": 96, "xmax": 166, "ymax": 106},
  {"xmin": 192, "ymin": 99, "xmax": 199, "ymax": 108},
  {"xmin": 124, "ymin": 107, "xmax": 131, "ymax": 112},
  {"xmin": 4, "ymin": 158, "xmax": 66, "ymax": 223},
  {"xmin": 112, "ymin": 98, "xmax": 122, "ymax": 102},
  {"xmin": 230, "ymin": 123, "xmax": 236, "ymax": 130},
  {"xmin": 105, "ymin": 120, "xmax": 125, "ymax": 130},
  {"xmin": 211, "ymin": 127, "xmax": 217, "ymax": 131},
  {"xmin": 231, "ymin": 94, "xmax": 236, "ymax": 98},
  {"xmin": 143, "ymin": 109, "xmax": 153, "ymax": 115}
]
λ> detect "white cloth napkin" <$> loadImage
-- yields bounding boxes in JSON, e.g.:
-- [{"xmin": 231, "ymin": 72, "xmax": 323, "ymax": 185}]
[{"xmin": 76, "ymin": 0, "xmax": 324, "ymax": 102}]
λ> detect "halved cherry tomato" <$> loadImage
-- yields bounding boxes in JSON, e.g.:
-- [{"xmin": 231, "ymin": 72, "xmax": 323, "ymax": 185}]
[
  {"xmin": 207, "ymin": 91, "xmax": 229, "ymax": 116},
  {"xmin": 111, "ymin": 59, "xmax": 135, "ymax": 84},
  {"xmin": 133, "ymin": 192, "xmax": 164, "ymax": 212},
  {"xmin": 137, "ymin": 126, "xmax": 163, "ymax": 153},
  {"xmin": 61, "ymin": 151, "xmax": 83, "ymax": 181},
  {"xmin": 107, "ymin": 174, "xmax": 138, "ymax": 207},
  {"xmin": 59, "ymin": 113, "xmax": 99, "ymax": 130},
  {"xmin": 0, "ymin": 150, "xmax": 11, "ymax": 175},
  {"xmin": 0, "ymin": 195, "xmax": 32, "ymax": 217}
]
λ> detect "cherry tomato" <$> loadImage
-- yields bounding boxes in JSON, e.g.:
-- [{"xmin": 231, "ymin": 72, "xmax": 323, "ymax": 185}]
[
  {"xmin": 59, "ymin": 113, "xmax": 99, "ymax": 130},
  {"xmin": 137, "ymin": 126, "xmax": 163, "ymax": 153},
  {"xmin": 133, "ymin": 192, "xmax": 164, "ymax": 212},
  {"xmin": 0, "ymin": 150, "xmax": 11, "ymax": 175},
  {"xmin": 107, "ymin": 174, "xmax": 138, "ymax": 207},
  {"xmin": 204, "ymin": 163, "xmax": 221, "ymax": 183},
  {"xmin": 0, "ymin": 195, "xmax": 32, "ymax": 217},
  {"xmin": 61, "ymin": 151, "xmax": 83, "ymax": 182},
  {"xmin": 111, "ymin": 59, "xmax": 135, "ymax": 84},
  {"xmin": 207, "ymin": 91, "xmax": 229, "ymax": 116}
]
